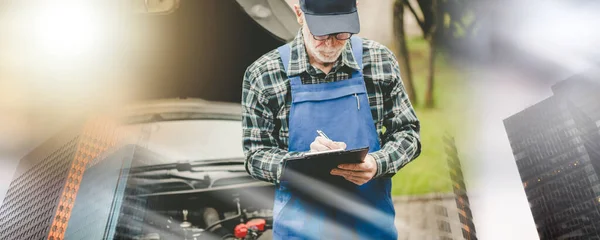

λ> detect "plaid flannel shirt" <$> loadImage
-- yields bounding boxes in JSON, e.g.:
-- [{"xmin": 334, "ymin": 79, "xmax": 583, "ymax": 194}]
[{"xmin": 242, "ymin": 30, "xmax": 421, "ymax": 184}]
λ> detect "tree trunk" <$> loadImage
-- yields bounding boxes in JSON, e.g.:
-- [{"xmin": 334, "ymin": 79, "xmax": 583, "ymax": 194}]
[
  {"xmin": 392, "ymin": 0, "xmax": 417, "ymax": 105},
  {"xmin": 425, "ymin": 39, "xmax": 436, "ymax": 108},
  {"xmin": 424, "ymin": 0, "xmax": 440, "ymax": 108}
]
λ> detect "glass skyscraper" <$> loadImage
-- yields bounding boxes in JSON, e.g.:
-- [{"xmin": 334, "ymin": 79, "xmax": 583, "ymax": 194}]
[{"xmin": 504, "ymin": 76, "xmax": 600, "ymax": 239}]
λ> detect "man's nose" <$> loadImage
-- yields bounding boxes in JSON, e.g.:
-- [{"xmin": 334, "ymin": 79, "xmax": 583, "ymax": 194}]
[{"xmin": 325, "ymin": 37, "xmax": 336, "ymax": 46}]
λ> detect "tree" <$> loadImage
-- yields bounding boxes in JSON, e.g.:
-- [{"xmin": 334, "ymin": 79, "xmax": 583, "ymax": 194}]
[
  {"xmin": 405, "ymin": 0, "xmax": 442, "ymax": 108},
  {"xmin": 394, "ymin": 0, "xmax": 478, "ymax": 108},
  {"xmin": 392, "ymin": 0, "xmax": 417, "ymax": 105}
]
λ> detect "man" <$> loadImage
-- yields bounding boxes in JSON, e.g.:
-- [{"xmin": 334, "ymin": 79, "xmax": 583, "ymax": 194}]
[{"xmin": 242, "ymin": 0, "xmax": 421, "ymax": 239}]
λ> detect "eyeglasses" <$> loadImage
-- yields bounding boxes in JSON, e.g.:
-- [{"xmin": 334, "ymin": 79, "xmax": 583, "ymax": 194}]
[{"xmin": 312, "ymin": 32, "xmax": 353, "ymax": 41}]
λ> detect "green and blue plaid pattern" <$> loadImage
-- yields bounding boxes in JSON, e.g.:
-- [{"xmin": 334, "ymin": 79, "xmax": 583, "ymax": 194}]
[{"xmin": 242, "ymin": 30, "xmax": 421, "ymax": 184}]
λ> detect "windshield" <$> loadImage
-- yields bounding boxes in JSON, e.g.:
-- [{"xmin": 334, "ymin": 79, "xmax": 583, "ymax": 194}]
[{"xmin": 123, "ymin": 119, "xmax": 244, "ymax": 163}]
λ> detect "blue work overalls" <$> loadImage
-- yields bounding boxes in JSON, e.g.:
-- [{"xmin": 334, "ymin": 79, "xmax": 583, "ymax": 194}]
[{"xmin": 272, "ymin": 37, "xmax": 397, "ymax": 240}]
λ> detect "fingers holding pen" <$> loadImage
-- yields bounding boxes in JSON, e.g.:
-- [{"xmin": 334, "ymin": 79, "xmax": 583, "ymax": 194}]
[{"xmin": 310, "ymin": 136, "xmax": 346, "ymax": 152}]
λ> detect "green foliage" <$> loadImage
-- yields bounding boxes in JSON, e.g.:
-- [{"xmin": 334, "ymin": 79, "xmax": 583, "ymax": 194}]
[
  {"xmin": 391, "ymin": 37, "xmax": 470, "ymax": 196},
  {"xmin": 406, "ymin": 0, "xmax": 479, "ymax": 43}
]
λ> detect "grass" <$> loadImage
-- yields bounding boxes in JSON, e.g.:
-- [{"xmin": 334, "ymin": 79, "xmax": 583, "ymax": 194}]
[{"xmin": 389, "ymin": 37, "xmax": 470, "ymax": 196}]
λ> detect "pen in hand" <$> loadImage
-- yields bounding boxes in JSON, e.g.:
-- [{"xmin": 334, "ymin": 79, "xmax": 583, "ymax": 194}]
[
  {"xmin": 314, "ymin": 130, "xmax": 346, "ymax": 151},
  {"xmin": 316, "ymin": 130, "xmax": 330, "ymax": 140}
]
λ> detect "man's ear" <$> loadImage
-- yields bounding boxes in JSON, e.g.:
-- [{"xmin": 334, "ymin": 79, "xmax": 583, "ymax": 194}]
[{"xmin": 293, "ymin": 4, "xmax": 304, "ymax": 25}]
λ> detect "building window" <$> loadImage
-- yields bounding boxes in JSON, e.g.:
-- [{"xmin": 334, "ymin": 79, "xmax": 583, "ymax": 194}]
[
  {"xmin": 434, "ymin": 205, "xmax": 448, "ymax": 217},
  {"xmin": 592, "ymin": 185, "xmax": 600, "ymax": 194},
  {"xmin": 462, "ymin": 228, "xmax": 469, "ymax": 239},
  {"xmin": 437, "ymin": 220, "xmax": 452, "ymax": 233},
  {"xmin": 459, "ymin": 215, "xmax": 469, "ymax": 224}
]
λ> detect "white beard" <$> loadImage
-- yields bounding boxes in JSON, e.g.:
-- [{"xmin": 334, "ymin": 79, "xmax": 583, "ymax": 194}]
[{"xmin": 307, "ymin": 42, "xmax": 344, "ymax": 63}]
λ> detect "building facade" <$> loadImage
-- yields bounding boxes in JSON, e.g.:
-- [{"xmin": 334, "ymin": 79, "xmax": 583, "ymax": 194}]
[
  {"xmin": 504, "ymin": 76, "xmax": 600, "ymax": 239},
  {"xmin": 65, "ymin": 145, "xmax": 157, "ymax": 240},
  {"xmin": 0, "ymin": 117, "xmax": 127, "ymax": 240},
  {"xmin": 394, "ymin": 135, "xmax": 477, "ymax": 240},
  {"xmin": 444, "ymin": 135, "xmax": 477, "ymax": 240}
]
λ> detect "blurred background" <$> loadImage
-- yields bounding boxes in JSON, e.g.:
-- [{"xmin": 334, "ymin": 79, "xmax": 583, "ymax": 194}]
[
  {"xmin": 2, "ymin": 0, "xmax": 599, "ymax": 239},
  {"xmin": 4, "ymin": 0, "xmax": 473, "ymax": 239},
  {"xmin": 455, "ymin": 0, "xmax": 600, "ymax": 239},
  {"xmin": 0, "ymin": 0, "xmax": 466, "ymax": 209}
]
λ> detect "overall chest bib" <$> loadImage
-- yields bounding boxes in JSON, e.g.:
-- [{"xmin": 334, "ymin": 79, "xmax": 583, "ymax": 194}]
[{"xmin": 272, "ymin": 37, "xmax": 397, "ymax": 240}]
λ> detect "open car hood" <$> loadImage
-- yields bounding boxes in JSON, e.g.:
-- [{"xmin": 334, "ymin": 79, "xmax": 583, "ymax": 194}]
[{"xmin": 128, "ymin": 0, "xmax": 299, "ymax": 103}]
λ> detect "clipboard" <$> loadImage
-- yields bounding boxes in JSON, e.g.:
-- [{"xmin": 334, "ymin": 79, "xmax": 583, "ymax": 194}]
[{"xmin": 280, "ymin": 146, "xmax": 369, "ymax": 185}]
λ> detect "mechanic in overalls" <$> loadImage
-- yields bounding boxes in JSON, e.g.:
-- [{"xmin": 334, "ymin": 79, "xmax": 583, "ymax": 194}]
[{"xmin": 242, "ymin": 0, "xmax": 421, "ymax": 239}]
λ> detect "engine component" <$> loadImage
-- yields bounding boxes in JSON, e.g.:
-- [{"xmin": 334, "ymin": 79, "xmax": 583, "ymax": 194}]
[
  {"xmin": 234, "ymin": 223, "xmax": 248, "ymax": 238},
  {"xmin": 234, "ymin": 218, "xmax": 267, "ymax": 239},
  {"xmin": 246, "ymin": 219, "xmax": 266, "ymax": 232},
  {"xmin": 203, "ymin": 207, "xmax": 221, "ymax": 228},
  {"xmin": 180, "ymin": 209, "xmax": 192, "ymax": 228}
]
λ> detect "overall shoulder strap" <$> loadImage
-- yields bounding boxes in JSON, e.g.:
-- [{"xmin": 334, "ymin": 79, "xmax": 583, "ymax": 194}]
[
  {"xmin": 350, "ymin": 36, "xmax": 363, "ymax": 70},
  {"xmin": 278, "ymin": 43, "xmax": 303, "ymax": 86},
  {"xmin": 277, "ymin": 44, "xmax": 292, "ymax": 73}
]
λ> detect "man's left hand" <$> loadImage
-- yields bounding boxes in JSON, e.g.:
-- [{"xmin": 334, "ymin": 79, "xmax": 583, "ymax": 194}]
[{"xmin": 330, "ymin": 154, "xmax": 378, "ymax": 185}]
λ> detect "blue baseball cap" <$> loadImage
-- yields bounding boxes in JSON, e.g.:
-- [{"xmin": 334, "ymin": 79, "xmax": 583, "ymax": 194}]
[{"xmin": 300, "ymin": 0, "xmax": 360, "ymax": 36}]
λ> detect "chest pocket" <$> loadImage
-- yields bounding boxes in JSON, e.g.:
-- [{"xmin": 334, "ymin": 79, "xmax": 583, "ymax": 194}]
[{"xmin": 291, "ymin": 83, "xmax": 366, "ymax": 103}]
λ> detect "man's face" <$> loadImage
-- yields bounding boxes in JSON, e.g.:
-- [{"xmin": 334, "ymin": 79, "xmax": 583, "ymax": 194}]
[{"xmin": 302, "ymin": 22, "xmax": 348, "ymax": 64}]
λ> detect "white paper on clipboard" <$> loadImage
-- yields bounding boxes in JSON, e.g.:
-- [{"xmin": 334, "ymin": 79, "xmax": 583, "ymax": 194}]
[{"xmin": 304, "ymin": 148, "xmax": 345, "ymax": 156}]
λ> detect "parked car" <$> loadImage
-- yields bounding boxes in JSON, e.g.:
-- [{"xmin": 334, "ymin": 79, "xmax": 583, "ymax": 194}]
[{"xmin": 121, "ymin": 98, "xmax": 275, "ymax": 240}]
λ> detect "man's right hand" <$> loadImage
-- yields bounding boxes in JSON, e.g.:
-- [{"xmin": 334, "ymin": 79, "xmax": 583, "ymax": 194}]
[{"xmin": 309, "ymin": 136, "xmax": 346, "ymax": 152}]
